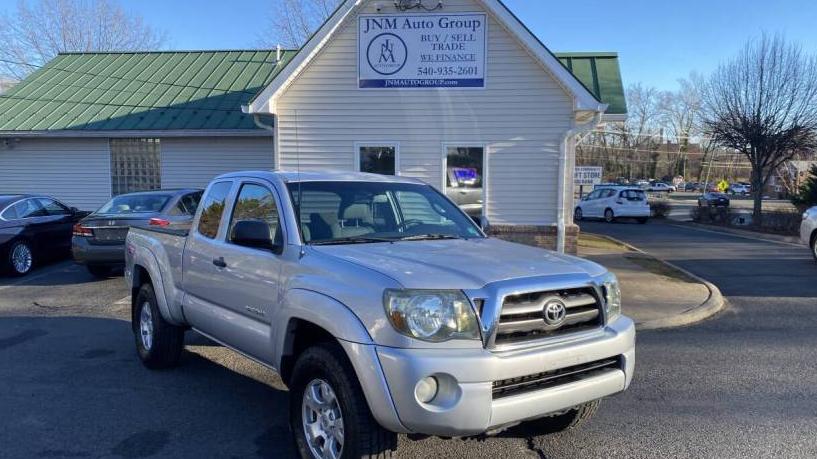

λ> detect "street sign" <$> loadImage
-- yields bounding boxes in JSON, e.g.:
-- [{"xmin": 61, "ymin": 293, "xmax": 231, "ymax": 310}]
[{"xmin": 574, "ymin": 166, "xmax": 603, "ymax": 186}]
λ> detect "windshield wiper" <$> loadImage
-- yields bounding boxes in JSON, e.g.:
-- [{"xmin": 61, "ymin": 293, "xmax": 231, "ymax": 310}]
[
  {"xmin": 396, "ymin": 234, "xmax": 464, "ymax": 242},
  {"xmin": 310, "ymin": 236, "xmax": 395, "ymax": 246}
]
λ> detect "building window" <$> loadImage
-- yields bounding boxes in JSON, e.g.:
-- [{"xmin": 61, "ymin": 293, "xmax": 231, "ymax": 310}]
[
  {"xmin": 110, "ymin": 138, "xmax": 161, "ymax": 196},
  {"xmin": 357, "ymin": 144, "xmax": 397, "ymax": 175},
  {"xmin": 445, "ymin": 145, "xmax": 485, "ymax": 218}
]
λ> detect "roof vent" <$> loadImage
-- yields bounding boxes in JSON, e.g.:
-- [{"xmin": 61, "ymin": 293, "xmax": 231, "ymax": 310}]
[{"xmin": 276, "ymin": 44, "xmax": 282, "ymax": 63}]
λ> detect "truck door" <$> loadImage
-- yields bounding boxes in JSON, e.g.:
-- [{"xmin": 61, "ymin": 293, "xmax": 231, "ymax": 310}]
[{"xmin": 182, "ymin": 180, "xmax": 283, "ymax": 365}]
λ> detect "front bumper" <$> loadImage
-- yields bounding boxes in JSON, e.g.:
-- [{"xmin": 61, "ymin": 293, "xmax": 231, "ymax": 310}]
[
  {"xmin": 370, "ymin": 316, "xmax": 635, "ymax": 437},
  {"xmin": 72, "ymin": 237, "xmax": 125, "ymax": 265}
]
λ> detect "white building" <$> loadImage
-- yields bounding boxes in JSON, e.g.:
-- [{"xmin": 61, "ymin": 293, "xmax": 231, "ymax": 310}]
[{"xmin": 0, "ymin": 0, "xmax": 626, "ymax": 253}]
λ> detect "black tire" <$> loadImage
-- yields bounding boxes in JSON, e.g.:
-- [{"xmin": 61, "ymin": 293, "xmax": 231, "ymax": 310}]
[
  {"xmin": 574, "ymin": 207, "xmax": 583, "ymax": 222},
  {"xmin": 529, "ymin": 400, "xmax": 601, "ymax": 434},
  {"xmin": 134, "ymin": 283, "xmax": 185, "ymax": 370},
  {"xmin": 811, "ymin": 232, "xmax": 817, "ymax": 262},
  {"xmin": 604, "ymin": 209, "xmax": 615, "ymax": 223},
  {"xmin": 86, "ymin": 264, "xmax": 112, "ymax": 278},
  {"xmin": 290, "ymin": 343, "xmax": 397, "ymax": 459},
  {"xmin": 637, "ymin": 217, "xmax": 649, "ymax": 224},
  {"xmin": 5, "ymin": 239, "xmax": 34, "ymax": 276}
]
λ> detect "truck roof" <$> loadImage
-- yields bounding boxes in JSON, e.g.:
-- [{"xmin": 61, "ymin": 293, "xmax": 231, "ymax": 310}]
[{"xmin": 215, "ymin": 170, "xmax": 427, "ymax": 185}]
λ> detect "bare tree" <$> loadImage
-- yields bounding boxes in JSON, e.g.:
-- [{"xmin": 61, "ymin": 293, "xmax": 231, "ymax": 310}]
[
  {"xmin": 259, "ymin": 0, "xmax": 340, "ymax": 48},
  {"xmin": 703, "ymin": 34, "xmax": 817, "ymax": 224},
  {"xmin": 660, "ymin": 73, "xmax": 705, "ymax": 178},
  {"xmin": 0, "ymin": 0, "xmax": 166, "ymax": 79}
]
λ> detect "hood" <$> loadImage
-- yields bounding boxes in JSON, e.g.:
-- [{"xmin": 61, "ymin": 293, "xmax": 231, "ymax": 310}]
[{"xmin": 311, "ymin": 238, "xmax": 607, "ymax": 289}]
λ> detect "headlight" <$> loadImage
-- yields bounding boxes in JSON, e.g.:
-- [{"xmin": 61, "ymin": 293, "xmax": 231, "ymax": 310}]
[
  {"xmin": 600, "ymin": 272, "xmax": 622, "ymax": 322},
  {"xmin": 383, "ymin": 289, "xmax": 480, "ymax": 342}
]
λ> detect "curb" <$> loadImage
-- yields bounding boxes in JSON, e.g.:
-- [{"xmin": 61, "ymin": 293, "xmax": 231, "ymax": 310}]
[{"xmin": 586, "ymin": 232, "xmax": 727, "ymax": 331}]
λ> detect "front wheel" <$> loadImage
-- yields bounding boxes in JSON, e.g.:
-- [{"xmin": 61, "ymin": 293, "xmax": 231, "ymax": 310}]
[
  {"xmin": 134, "ymin": 283, "xmax": 185, "ymax": 369},
  {"xmin": 290, "ymin": 343, "xmax": 397, "ymax": 459},
  {"xmin": 6, "ymin": 240, "xmax": 33, "ymax": 276},
  {"xmin": 811, "ymin": 233, "xmax": 817, "ymax": 261},
  {"xmin": 529, "ymin": 400, "xmax": 600, "ymax": 434},
  {"xmin": 637, "ymin": 217, "xmax": 649, "ymax": 224},
  {"xmin": 604, "ymin": 209, "xmax": 615, "ymax": 223},
  {"xmin": 574, "ymin": 207, "xmax": 583, "ymax": 222}
]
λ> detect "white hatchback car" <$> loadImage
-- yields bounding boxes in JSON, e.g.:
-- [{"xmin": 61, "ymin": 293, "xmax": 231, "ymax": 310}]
[{"xmin": 576, "ymin": 187, "xmax": 651, "ymax": 224}]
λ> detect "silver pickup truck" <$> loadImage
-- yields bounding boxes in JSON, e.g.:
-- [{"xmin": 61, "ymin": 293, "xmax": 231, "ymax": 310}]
[{"xmin": 125, "ymin": 171, "xmax": 635, "ymax": 459}]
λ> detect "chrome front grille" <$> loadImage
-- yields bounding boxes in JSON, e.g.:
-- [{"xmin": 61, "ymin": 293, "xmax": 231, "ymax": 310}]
[{"xmin": 493, "ymin": 287, "xmax": 603, "ymax": 345}]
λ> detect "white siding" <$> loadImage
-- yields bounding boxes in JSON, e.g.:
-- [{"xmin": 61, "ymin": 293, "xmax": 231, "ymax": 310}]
[
  {"xmin": 0, "ymin": 138, "xmax": 111, "ymax": 210},
  {"xmin": 275, "ymin": 0, "xmax": 574, "ymax": 226},
  {"xmin": 161, "ymin": 137, "xmax": 275, "ymax": 189}
]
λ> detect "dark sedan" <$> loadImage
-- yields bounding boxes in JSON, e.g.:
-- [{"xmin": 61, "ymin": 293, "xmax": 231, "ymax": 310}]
[
  {"xmin": 0, "ymin": 195, "xmax": 89, "ymax": 276},
  {"xmin": 72, "ymin": 189, "xmax": 202, "ymax": 277},
  {"xmin": 698, "ymin": 192, "xmax": 731, "ymax": 208}
]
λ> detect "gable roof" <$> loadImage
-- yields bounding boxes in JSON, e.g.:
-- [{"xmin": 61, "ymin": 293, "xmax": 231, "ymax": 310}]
[
  {"xmin": 0, "ymin": 50, "xmax": 296, "ymax": 134},
  {"xmin": 555, "ymin": 53, "xmax": 627, "ymax": 117},
  {"xmin": 245, "ymin": 0, "xmax": 612, "ymax": 117}
]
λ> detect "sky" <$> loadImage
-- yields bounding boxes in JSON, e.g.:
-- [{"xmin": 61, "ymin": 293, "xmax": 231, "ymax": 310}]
[{"xmin": 3, "ymin": 0, "xmax": 817, "ymax": 91}]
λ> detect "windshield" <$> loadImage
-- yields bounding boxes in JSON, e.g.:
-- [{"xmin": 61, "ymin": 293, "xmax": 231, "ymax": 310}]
[
  {"xmin": 97, "ymin": 194, "xmax": 172, "ymax": 215},
  {"xmin": 287, "ymin": 181, "xmax": 484, "ymax": 244}
]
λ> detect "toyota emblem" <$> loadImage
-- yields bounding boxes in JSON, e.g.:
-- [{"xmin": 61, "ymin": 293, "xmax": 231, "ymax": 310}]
[{"xmin": 543, "ymin": 300, "xmax": 567, "ymax": 327}]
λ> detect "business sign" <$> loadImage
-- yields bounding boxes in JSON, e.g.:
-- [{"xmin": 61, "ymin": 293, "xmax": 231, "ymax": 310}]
[
  {"xmin": 358, "ymin": 13, "xmax": 487, "ymax": 89},
  {"xmin": 574, "ymin": 167, "xmax": 603, "ymax": 186}
]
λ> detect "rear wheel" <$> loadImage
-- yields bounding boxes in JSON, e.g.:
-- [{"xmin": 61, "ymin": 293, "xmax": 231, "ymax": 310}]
[
  {"xmin": 86, "ymin": 264, "xmax": 111, "ymax": 278},
  {"xmin": 637, "ymin": 217, "xmax": 649, "ymax": 224},
  {"xmin": 529, "ymin": 400, "xmax": 600, "ymax": 434},
  {"xmin": 134, "ymin": 283, "xmax": 185, "ymax": 369},
  {"xmin": 6, "ymin": 240, "xmax": 33, "ymax": 276},
  {"xmin": 290, "ymin": 343, "xmax": 397, "ymax": 459},
  {"xmin": 574, "ymin": 207, "xmax": 583, "ymax": 222},
  {"xmin": 604, "ymin": 209, "xmax": 615, "ymax": 223}
]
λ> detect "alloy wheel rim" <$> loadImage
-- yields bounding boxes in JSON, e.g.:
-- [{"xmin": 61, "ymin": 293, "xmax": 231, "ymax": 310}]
[
  {"xmin": 605, "ymin": 210, "xmax": 614, "ymax": 222},
  {"xmin": 302, "ymin": 379, "xmax": 344, "ymax": 459},
  {"xmin": 139, "ymin": 302, "xmax": 154, "ymax": 351},
  {"xmin": 11, "ymin": 243, "xmax": 32, "ymax": 274}
]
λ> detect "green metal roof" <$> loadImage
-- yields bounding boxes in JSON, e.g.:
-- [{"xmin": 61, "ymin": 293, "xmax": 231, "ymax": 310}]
[
  {"xmin": 555, "ymin": 53, "xmax": 627, "ymax": 116},
  {"xmin": 0, "ymin": 50, "xmax": 296, "ymax": 132},
  {"xmin": 0, "ymin": 48, "xmax": 625, "ymax": 133}
]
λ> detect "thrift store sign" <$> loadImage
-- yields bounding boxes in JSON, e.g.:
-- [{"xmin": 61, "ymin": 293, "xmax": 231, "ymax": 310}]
[{"xmin": 358, "ymin": 13, "xmax": 487, "ymax": 89}]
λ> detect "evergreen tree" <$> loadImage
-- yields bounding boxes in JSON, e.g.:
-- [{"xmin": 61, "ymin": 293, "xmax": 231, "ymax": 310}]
[{"xmin": 793, "ymin": 164, "xmax": 817, "ymax": 208}]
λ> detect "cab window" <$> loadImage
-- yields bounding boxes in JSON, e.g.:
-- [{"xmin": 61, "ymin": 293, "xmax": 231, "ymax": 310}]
[
  {"xmin": 197, "ymin": 182, "xmax": 232, "ymax": 239},
  {"xmin": 12, "ymin": 199, "xmax": 47, "ymax": 219},
  {"xmin": 228, "ymin": 184, "xmax": 282, "ymax": 247},
  {"xmin": 36, "ymin": 198, "xmax": 71, "ymax": 215}
]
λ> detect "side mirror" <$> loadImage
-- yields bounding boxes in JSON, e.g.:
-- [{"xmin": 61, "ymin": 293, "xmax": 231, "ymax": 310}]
[{"xmin": 231, "ymin": 220, "xmax": 281, "ymax": 253}]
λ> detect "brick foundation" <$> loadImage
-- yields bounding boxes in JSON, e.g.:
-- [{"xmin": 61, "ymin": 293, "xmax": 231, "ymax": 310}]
[{"xmin": 487, "ymin": 224, "xmax": 580, "ymax": 254}]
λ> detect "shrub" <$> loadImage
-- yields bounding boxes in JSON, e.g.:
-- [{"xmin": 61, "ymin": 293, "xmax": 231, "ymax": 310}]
[
  {"xmin": 651, "ymin": 200, "xmax": 672, "ymax": 219},
  {"xmin": 792, "ymin": 164, "xmax": 817, "ymax": 210}
]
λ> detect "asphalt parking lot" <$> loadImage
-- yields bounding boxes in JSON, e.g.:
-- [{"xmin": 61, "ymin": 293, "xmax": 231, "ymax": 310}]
[{"xmin": 2, "ymin": 223, "xmax": 817, "ymax": 458}]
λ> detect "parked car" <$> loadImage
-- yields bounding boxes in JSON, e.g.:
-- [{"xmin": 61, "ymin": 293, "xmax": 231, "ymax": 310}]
[
  {"xmin": 647, "ymin": 182, "xmax": 675, "ymax": 193},
  {"xmin": 801, "ymin": 207, "xmax": 817, "ymax": 261},
  {"xmin": 126, "ymin": 171, "xmax": 635, "ymax": 457},
  {"xmin": 0, "ymin": 194, "xmax": 89, "ymax": 276},
  {"xmin": 728, "ymin": 183, "xmax": 751, "ymax": 195},
  {"xmin": 684, "ymin": 182, "xmax": 700, "ymax": 192},
  {"xmin": 575, "ymin": 187, "xmax": 650, "ymax": 224},
  {"xmin": 697, "ymin": 192, "xmax": 731, "ymax": 208},
  {"xmin": 73, "ymin": 189, "xmax": 202, "ymax": 277}
]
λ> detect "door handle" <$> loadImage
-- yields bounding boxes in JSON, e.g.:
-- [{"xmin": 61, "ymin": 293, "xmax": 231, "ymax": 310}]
[{"xmin": 212, "ymin": 257, "xmax": 227, "ymax": 268}]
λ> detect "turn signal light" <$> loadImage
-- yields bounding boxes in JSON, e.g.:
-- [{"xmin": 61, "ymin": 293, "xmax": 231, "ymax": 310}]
[
  {"xmin": 149, "ymin": 218, "xmax": 170, "ymax": 227},
  {"xmin": 72, "ymin": 224, "xmax": 93, "ymax": 237}
]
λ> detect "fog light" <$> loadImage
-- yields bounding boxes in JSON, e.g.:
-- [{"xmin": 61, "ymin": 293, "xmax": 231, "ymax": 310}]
[{"xmin": 415, "ymin": 376, "xmax": 439, "ymax": 404}]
